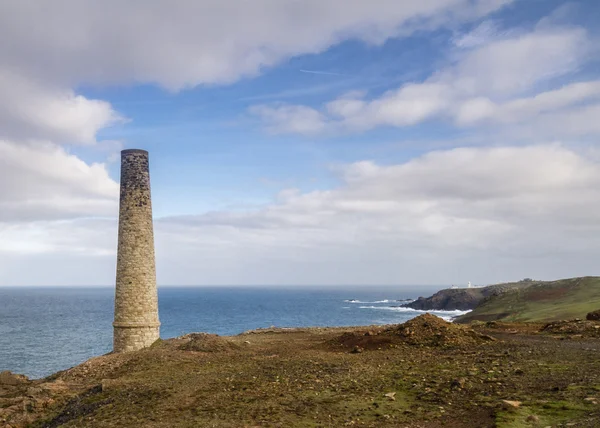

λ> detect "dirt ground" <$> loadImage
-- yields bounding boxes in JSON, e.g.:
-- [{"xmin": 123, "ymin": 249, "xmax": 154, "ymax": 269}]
[{"xmin": 1, "ymin": 315, "xmax": 600, "ymax": 427}]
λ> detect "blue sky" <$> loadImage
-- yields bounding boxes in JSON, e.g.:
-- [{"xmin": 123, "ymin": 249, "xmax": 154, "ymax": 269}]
[
  {"xmin": 81, "ymin": 0, "xmax": 598, "ymax": 217},
  {"xmin": 1, "ymin": 0, "xmax": 600, "ymax": 286},
  {"xmin": 90, "ymin": 37, "xmax": 454, "ymax": 215}
]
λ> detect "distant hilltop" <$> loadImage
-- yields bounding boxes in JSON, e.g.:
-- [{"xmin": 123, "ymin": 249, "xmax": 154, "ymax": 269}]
[
  {"xmin": 404, "ymin": 277, "xmax": 600, "ymax": 323},
  {"xmin": 403, "ymin": 279, "xmax": 539, "ymax": 311}
]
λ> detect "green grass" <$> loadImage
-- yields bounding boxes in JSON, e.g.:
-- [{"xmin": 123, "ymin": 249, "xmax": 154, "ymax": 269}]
[
  {"xmin": 495, "ymin": 400, "xmax": 591, "ymax": 427},
  {"xmin": 456, "ymin": 277, "xmax": 600, "ymax": 323}
]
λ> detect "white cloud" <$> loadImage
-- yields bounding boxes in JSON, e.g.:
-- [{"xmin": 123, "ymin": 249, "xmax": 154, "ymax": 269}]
[
  {"xmin": 0, "ymin": 218, "xmax": 116, "ymax": 256},
  {"xmin": 249, "ymin": 104, "xmax": 329, "ymax": 135},
  {"xmin": 0, "ymin": 140, "xmax": 119, "ymax": 222},
  {"xmin": 333, "ymin": 82, "xmax": 454, "ymax": 129},
  {"xmin": 450, "ymin": 27, "xmax": 589, "ymax": 96},
  {"xmin": 452, "ymin": 20, "xmax": 503, "ymax": 48},
  {"xmin": 455, "ymin": 80, "xmax": 600, "ymax": 125},
  {"xmin": 0, "ymin": 0, "xmax": 519, "ymax": 285},
  {"xmin": 3, "ymin": 1, "xmax": 599, "ymax": 286},
  {"xmin": 501, "ymin": 102, "xmax": 600, "ymax": 141},
  {"xmin": 0, "ymin": 140, "xmax": 119, "ymax": 285},
  {"xmin": 0, "ymin": 217, "xmax": 118, "ymax": 286},
  {"xmin": 0, "ymin": 0, "xmax": 513, "ymax": 91},
  {"xmin": 150, "ymin": 145, "xmax": 600, "ymax": 285},
  {"xmin": 4, "ymin": 144, "xmax": 600, "ymax": 286},
  {"xmin": 251, "ymin": 23, "xmax": 596, "ymax": 137},
  {"xmin": 0, "ymin": 1, "xmax": 513, "ymax": 143},
  {"xmin": 0, "ymin": 71, "xmax": 122, "ymax": 144}
]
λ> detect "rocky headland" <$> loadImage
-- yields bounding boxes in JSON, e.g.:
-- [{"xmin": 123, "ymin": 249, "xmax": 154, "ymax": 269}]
[{"xmin": 401, "ymin": 280, "xmax": 537, "ymax": 311}]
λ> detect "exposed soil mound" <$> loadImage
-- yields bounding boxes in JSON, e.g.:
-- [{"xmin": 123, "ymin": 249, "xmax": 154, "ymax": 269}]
[
  {"xmin": 178, "ymin": 333, "xmax": 240, "ymax": 352},
  {"xmin": 385, "ymin": 313, "xmax": 495, "ymax": 347},
  {"xmin": 0, "ymin": 371, "xmax": 29, "ymax": 386},
  {"xmin": 60, "ymin": 353, "xmax": 134, "ymax": 383},
  {"xmin": 330, "ymin": 328, "xmax": 393, "ymax": 352},
  {"xmin": 330, "ymin": 314, "xmax": 494, "ymax": 351},
  {"xmin": 540, "ymin": 319, "xmax": 600, "ymax": 338}
]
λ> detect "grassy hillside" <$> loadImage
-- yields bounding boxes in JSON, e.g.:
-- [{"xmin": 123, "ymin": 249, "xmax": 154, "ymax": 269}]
[
  {"xmin": 455, "ymin": 276, "xmax": 600, "ymax": 323},
  {"xmin": 3, "ymin": 318, "xmax": 600, "ymax": 427}
]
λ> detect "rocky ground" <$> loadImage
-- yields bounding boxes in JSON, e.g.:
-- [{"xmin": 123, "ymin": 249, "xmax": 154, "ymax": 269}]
[{"xmin": 2, "ymin": 314, "xmax": 600, "ymax": 427}]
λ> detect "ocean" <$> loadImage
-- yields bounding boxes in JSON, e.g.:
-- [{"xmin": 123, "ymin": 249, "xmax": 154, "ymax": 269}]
[{"xmin": 0, "ymin": 286, "xmax": 467, "ymax": 379}]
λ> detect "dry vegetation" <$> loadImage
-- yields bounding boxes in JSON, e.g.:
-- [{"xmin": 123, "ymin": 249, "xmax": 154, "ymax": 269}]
[{"xmin": 1, "ymin": 315, "xmax": 600, "ymax": 427}]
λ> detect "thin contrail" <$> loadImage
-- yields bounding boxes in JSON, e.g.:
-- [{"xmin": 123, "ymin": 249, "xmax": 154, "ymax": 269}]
[{"xmin": 299, "ymin": 69, "xmax": 347, "ymax": 76}]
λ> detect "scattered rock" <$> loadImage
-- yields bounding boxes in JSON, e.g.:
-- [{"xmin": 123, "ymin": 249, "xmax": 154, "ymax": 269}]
[
  {"xmin": 451, "ymin": 378, "xmax": 467, "ymax": 389},
  {"xmin": 540, "ymin": 320, "xmax": 600, "ymax": 337},
  {"xmin": 501, "ymin": 400, "xmax": 521, "ymax": 409},
  {"xmin": 584, "ymin": 397, "xmax": 598, "ymax": 404},
  {"xmin": 350, "ymin": 346, "xmax": 363, "ymax": 354},
  {"xmin": 384, "ymin": 392, "xmax": 396, "ymax": 401},
  {"xmin": 526, "ymin": 415, "xmax": 540, "ymax": 422}
]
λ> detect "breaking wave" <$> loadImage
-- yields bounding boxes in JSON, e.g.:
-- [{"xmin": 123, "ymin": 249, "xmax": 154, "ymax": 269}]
[
  {"xmin": 357, "ymin": 305, "xmax": 471, "ymax": 321},
  {"xmin": 344, "ymin": 299, "xmax": 414, "ymax": 304}
]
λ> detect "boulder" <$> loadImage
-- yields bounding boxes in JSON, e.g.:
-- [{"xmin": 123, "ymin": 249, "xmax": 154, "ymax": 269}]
[
  {"xmin": 586, "ymin": 310, "xmax": 600, "ymax": 321},
  {"xmin": 501, "ymin": 400, "xmax": 521, "ymax": 409}
]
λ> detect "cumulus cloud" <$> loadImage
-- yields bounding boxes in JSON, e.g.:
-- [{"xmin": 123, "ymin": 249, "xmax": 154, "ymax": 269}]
[
  {"xmin": 455, "ymin": 80, "xmax": 600, "ymax": 125},
  {"xmin": 0, "ymin": 0, "xmax": 515, "ymax": 146},
  {"xmin": 152, "ymin": 145, "xmax": 600, "ymax": 285},
  {"xmin": 0, "ymin": 0, "xmax": 520, "ymax": 285},
  {"xmin": 4, "ymin": 145, "xmax": 599, "ymax": 285},
  {"xmin": 0, "ymin": 140, "xmax": 119, "ymax": 222},
  {"xmin": 0, "ymin": 217, "xmax": 118, "ymax": 286},
  {"xmin": 0, "ymin": 140, "xmax": 119, "ymax": 285},
  {"xmin": 0, "ymin": 218, "xmax": 116, "ymax": 256},
  {"xmin": 251, "ymin": 23, "xmax": 597, "ymax": 138},
  {"xmin": 0, "ymin": 0, "xmax": 513, "ymax": 90},
  {"xmin": 5, "ymin": 143, "xmax": 600, "ymax": 285},
  {"xmin": 0, "ymin": 71, "xmax": 122, "ymax": 144},
  {"xmin": 449, "ymin": 26, "xmax": 589, "ymax": 96},
  {"xmin": 4, "ymin": 1, "xmax": 599, "ymax": 286}
]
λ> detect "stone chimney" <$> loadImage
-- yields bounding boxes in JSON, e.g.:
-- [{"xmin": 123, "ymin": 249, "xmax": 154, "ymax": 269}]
[{"xmin": 113, "ymin": 149, "xmax": 160, "ymax": 352}]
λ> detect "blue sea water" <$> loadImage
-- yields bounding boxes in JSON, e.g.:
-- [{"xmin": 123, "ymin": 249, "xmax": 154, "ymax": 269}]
[{"xmin": 0, "ymin": 286, "xmax": 466, "ymax": 379}]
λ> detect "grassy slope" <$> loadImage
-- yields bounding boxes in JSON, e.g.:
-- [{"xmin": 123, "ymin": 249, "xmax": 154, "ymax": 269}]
[
  {"xmin": 456, "ymin": 276, "xmax": 600, "ymax": 323},
  {"xmin": 5, "ymin": 323, "xmax": 600, "ymax": 428}
]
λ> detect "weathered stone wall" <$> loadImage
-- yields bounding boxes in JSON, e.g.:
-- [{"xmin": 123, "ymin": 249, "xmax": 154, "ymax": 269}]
[{"xmin": 113, "ymin": 149, "xmax": 160, "ymax": 353}]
